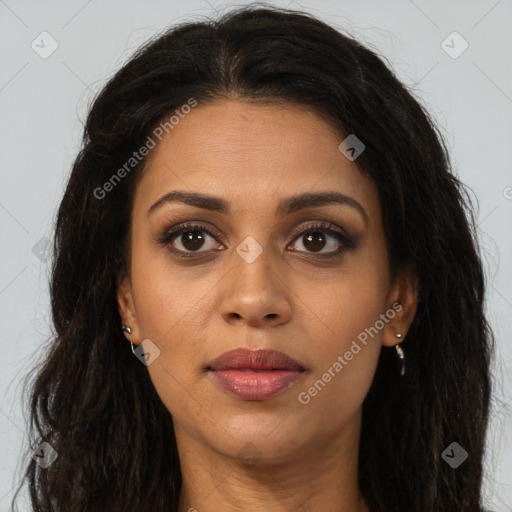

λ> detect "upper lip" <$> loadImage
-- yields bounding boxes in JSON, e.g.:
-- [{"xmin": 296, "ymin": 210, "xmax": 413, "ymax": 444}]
[{"xmin": 207, "ymin": 348, "xmax": 306, "ymax": 371}]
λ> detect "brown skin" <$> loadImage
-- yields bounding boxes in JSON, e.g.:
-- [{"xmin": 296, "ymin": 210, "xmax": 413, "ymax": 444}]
[{"xmin": 117, "ymin": 100, "xmax": 418, "ymax": 512}]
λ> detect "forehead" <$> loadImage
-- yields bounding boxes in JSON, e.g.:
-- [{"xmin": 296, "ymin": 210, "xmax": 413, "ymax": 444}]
[{"xmin": 133, "ymin": 100, "xmax": 379, "ymax": 222}]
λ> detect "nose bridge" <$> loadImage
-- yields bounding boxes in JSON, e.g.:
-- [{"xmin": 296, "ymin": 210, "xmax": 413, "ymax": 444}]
[
  {"xmin": 229, "ymin": 206, "xmax": 277, "ymax": 273},
  {"xmin": 220, "ymin": 234, "xmax": 291, "ymax": 325},
  {"xmin": 231, "ymin": 234, "xmax": 276, "ymax": 296}
]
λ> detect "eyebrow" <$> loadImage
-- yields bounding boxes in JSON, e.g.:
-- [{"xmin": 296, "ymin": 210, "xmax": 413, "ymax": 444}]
[{"xmin": 147, "ymin": 190, "xmax": 369, "ymax": 226}]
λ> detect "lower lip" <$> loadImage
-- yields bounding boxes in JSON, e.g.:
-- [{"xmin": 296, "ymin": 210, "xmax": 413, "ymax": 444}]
[{"xmin": 209, "ymin": 369, "xmax": 305, "ymax": 400}]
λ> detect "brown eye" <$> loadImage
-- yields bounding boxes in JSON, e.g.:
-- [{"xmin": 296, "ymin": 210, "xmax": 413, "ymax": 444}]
[
  {"xmin": 176, "ymin": 229, "xmax": 209, "ymax": 252},
  {"xmin": 157, "ymin": 223, "xmax": 225, "ymax": 257},
  {"xmin": 304, "ymin": 232, "xmax": 328, "ymax": 252},
  {"xmin": 288, "ymin": 222, "xmax": 354, "ymax": 256}
]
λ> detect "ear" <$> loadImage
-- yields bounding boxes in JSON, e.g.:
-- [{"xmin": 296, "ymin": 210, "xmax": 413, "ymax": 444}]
[
  {"xmin": 382, "ymin": 264, "xmax": 418, "ymax": 347},
  {"xmin": 117, "ymin": 275, "xmax": 142, "ymax": 348}
]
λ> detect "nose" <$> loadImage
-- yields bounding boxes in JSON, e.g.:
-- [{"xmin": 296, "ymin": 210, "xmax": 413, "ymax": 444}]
[{"xmin": 220, "ymin": 248, "xmax": 292, "ymax": 329}]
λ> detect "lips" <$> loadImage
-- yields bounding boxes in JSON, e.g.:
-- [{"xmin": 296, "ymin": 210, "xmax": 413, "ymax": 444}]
[
  {"xmin": 207, "ymin": 348, "xmax": 306, "ymax": 400},
  {"xmin": 207, "ymin": 347, "xmax": 305, "ymax": 372}
]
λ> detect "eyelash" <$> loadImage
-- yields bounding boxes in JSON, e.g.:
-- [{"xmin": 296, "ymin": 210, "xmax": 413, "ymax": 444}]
[{"xmin": 156, "ymin": 221, "xmax": 354, "ymax": 259}]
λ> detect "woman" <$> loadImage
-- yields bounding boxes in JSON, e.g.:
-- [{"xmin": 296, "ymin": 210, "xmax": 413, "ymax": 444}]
[{"xmin": 12, "ymin": 4, "xmax": 495, "ymax": 512}]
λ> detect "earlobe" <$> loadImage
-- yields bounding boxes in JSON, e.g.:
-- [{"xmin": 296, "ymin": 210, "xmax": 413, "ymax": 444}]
[
  {"xmin": 382, "ymin": 265, "xmax": 419, "ymax": 347},
  {"xmin": 116, "ymin": 276, "xmax": 140, "ymax": 343}
]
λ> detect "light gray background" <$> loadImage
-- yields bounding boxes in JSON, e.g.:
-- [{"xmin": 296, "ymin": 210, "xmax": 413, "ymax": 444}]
[{"xmin": 1, "ymin": 0, "xmax": 511, "ymax": 510}]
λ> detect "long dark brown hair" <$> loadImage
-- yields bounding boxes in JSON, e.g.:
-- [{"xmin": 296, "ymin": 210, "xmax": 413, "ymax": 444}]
[{"xmin": 11, "ymin": 4, "xmax": 495, "ymax": 511}]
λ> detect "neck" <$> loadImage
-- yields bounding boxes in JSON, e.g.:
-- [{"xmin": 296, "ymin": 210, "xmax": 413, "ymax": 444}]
[{"xmin": 176, "ymin": 408, "xmax": 369, "ymax": 512}]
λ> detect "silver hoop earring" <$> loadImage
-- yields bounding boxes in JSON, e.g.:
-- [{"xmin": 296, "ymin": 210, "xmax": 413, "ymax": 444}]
[
  {"xmin": 395, "ymin": 333, "xmax": 405, "ymax": 376},
  {"xmin": 122, "ymin": 325, "xmax": 136, "ymax": 355}
]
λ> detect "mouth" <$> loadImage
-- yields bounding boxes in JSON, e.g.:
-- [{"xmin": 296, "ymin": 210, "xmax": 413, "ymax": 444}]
[
  {"xmin": 206, "ymin": 348, "xmax": 306, "ymax": 400},
  {"xmin": 207, "ymin": 347, "xmax": 306, "ymax": 372}
]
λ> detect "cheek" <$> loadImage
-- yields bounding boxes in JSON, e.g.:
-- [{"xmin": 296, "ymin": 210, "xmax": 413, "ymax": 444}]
[
  {"xmin": 292, "ymin": 248, "xmax": 388, "ymax": 427},
  {"xmin": 294, "ymin": 297, "xmax": 383, "ymax": 438},
  {"xmin": 129, "ymin": 247, "xmax": 209, "ymax": 398},
  {"xmin": 130, "ymin": 240, "xmax": 212, "ymax": 339},
  {"xmin": 316, "ymin": 245, "xmax": 389, "ymax": 346}
]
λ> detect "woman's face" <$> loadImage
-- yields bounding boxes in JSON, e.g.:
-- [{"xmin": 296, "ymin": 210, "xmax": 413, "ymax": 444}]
[{"xmin": 118, "ymin": 99, "xmax": 416, "ymax": 464}]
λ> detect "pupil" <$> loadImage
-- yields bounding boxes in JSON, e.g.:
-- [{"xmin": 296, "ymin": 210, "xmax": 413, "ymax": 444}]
[
  {"xmin": 304, "ymin": 232, "xmax": 325, "ymax": 252},
  {"xmin": 182, "ymin": 230, "xmax": 204, "ymax": 251}
]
